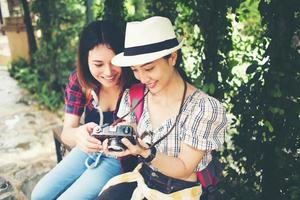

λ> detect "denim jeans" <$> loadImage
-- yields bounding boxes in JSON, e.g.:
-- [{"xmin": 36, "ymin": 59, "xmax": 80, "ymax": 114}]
[{"xmin": 31, "ymin": 147, "xmax": 121, "ymax": 200}]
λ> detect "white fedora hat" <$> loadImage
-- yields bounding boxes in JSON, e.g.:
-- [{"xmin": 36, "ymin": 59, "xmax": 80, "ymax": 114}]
[{"xmin": 112, "ymin": 16, "xmax": 183, "ymax": 67}]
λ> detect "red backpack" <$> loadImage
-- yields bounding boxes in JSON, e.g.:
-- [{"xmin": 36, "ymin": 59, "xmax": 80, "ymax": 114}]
[{"xmin": 129, "ymin": 83, "xmax": 223, "ymax": 191}]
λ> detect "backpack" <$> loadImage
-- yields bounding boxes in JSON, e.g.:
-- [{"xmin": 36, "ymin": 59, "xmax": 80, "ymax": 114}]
[{"xmin": 129, "ymin": 83, "xmax": 223, "ymax": 199}]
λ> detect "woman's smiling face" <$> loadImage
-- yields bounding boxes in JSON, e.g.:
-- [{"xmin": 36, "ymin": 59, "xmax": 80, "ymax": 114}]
[
  {"xmin": 88, "ymin": 44, "xmax": 122, "ymax": 88},
  {"xmin": 131, "ymin": 52, "xmax": 177, "ymax": 94}
]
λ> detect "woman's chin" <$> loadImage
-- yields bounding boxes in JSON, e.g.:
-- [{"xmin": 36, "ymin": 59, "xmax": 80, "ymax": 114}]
[
  {"xmin": 148, "ymin": 86, "xmax": 161, "ymax": 95},
  {"xmin": 100, "ymin": 80, "xmax": 119, "ymax": 88}
]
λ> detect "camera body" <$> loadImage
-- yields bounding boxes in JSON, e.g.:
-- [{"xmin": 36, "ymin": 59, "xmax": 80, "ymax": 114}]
[{"xmin": 91, "ymin": 125, "xmax": 136, "ymax": 152}]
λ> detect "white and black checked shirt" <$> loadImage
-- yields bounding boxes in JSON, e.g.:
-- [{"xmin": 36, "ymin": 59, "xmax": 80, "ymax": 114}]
[{"xmin": 117, "ymin": 89, "xmax": 228, "ymax": 171}]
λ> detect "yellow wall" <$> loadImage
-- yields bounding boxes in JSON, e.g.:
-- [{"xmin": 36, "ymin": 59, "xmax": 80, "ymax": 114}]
[
  {"xmin": 2, "ymin": 17, "xmax": 31, "ymax": 62},
  {"xmin": 6, "ymin": 31, "xmax": 30, "ymax": 61}
]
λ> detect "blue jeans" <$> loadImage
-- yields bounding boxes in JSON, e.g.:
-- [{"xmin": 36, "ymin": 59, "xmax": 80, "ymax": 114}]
[{"xmin": 31, "ymin": 147, "xmax": 121, "ymax": 200}]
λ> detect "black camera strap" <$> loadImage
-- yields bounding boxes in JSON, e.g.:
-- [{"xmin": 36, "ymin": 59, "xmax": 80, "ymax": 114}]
[
  {"xmin": 148, "ymin": 80, "xmax": 187, "ymax": 149},
  {"xmin": 111, "ymin": 89, "xmax": 150, "ymax": 126},
  {"xmin": 113, "ymin": 79, "xmax": 187, "ymax": 150}
]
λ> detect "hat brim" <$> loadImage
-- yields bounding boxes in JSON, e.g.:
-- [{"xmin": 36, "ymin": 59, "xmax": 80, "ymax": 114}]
[{"xmin": 112, "ymin": 39, "xmax": 184, "ymax": 67}]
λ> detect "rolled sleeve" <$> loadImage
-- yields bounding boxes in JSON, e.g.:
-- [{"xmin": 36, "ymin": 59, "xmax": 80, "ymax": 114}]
[
  {"xmin": 183, "ymin": 97, "xmax": 228, "ymax": 151},
  {"xmin": 64, "ymin": 71, "xmax": 86, "ymax": 116}
]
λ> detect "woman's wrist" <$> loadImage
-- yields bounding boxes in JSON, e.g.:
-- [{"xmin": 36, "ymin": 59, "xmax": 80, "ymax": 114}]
[
  {"xmin": 140, "ymin": 148, "xmax": 151, "ymax": 158},
  {"xmin": 139, "ymin": 146, "xmax": 157, "ymax": 163}
]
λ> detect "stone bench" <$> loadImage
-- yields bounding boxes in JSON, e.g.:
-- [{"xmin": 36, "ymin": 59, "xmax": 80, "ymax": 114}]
[{"xmin": 52, "ymin": 126, "xmax": 71, "ymax": 163}]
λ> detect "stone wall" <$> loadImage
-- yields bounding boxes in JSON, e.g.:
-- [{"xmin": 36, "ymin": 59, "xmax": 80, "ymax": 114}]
[{"xmin": 0, "ymin": 65, "xmax": 62, "ymax": 199}]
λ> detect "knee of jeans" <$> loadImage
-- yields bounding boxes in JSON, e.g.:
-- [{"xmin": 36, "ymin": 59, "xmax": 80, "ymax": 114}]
[
  {"xmin": 31, "ymin": 180, "xmax": 57, "ymax": 200},
  {"xmin": 31, "ymin": 185, "xmax": 47, "ymax": 200}
]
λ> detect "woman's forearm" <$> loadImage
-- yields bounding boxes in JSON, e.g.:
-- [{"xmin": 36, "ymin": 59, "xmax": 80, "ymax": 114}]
[
  {"xmin": 151, "ymin": 152, "xmax": 193, "ymax": 179},
  {"xmin": 60, "ymin": 113, "xmax": 81, "ymax": 148},
  {"xmin": 139, "ymin": 143, "xmax": 204, "ymax": 181},
  {"xmin": 61, "ymin": 126, "xmax": 79, "ymax": 148}
]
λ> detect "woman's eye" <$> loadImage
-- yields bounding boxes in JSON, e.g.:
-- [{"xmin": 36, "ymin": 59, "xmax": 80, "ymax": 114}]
[
  {"xmin": 95, "ymin": 64, "xmax": 103, "ymax": 67},
  {"xmin": 145, "ymin": 67, "xmax": 154, "ymax": 71}
]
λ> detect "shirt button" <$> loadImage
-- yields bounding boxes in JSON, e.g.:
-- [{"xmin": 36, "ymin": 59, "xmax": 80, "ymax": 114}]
[{"xmin": 151, "ymin": 172, "xmax": 157, "ymax": 177}]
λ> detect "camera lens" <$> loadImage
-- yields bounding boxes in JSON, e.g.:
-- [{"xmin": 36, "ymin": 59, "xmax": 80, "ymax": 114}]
[{"xmin": 107, "ymin": 138, "xmax": 125, "ymax": 152}]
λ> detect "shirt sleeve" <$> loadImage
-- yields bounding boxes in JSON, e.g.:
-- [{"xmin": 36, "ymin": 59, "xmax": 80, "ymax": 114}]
[
  {"xmin": 117, "ymin": 89, "xmax": 137, "ymax": 124},
  {"xmin": 64, "ymin": 71, "xmax": 86, "ymax": 116},
  {"xmin": 182, "ymin": 96, "xmax": 228, "ymax": 151}
]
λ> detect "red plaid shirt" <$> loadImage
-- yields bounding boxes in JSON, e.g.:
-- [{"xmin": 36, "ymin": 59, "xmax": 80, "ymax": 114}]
[
  {"xmin": 64, "ymin": 71, "xmax": 119, "ymax": 125},
  {"xmin": 64, "ymin": 71, "xmax": 98, "ymax": 116}
]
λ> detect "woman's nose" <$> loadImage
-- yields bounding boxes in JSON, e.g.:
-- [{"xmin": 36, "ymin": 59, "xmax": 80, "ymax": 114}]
[
  {"xmin": 102, "ymin": 64, "xmax": 113, "ymax": 76},
  {"xmin": 138, "ymin": 72, "xmax": 150, "ymax": 84}
]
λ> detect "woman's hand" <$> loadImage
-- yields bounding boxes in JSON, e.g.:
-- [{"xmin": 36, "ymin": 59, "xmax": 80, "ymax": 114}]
[
  {"xmin": 102, "ymin": 137, "xmax": 150, "ymax": 158},
  {"xmin": 74, "ymin": 122, "xmax": 103, "ymax": 153}
]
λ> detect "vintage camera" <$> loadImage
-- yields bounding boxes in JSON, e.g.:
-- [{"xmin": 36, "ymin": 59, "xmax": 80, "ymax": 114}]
[{"xmin": 91, "ymin": 125, "xmax": 137, "ymax": 152}]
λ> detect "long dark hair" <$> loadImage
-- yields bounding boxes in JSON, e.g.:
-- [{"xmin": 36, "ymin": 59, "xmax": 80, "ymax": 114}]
[{"xmin": 76, "ymin": 20, "xmax": 138, "ymax": 90}]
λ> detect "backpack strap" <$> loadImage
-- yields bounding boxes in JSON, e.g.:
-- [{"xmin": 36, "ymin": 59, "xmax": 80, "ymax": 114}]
[
  {"xmin": 118, "ymin": 84, "xmax": 145, "ymax": 173},
  {"xmin": 129, "ymin": 83, "xmax": 145, "ymax": 123},
  {"xmin": 197, "ymin": 154, "xmax": 223, "ymax": 188}
]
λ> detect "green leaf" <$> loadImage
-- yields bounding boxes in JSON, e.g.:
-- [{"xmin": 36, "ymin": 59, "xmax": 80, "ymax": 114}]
[
  {"xmin": 271, "ymin": 85, "xmax": 282, "ymax": 98},
  {"xmin": 209, "ymin": 83, "xmax": 215, "ymax": 94},
  {"xmin": 264, "ymin": 120, "xmax": 274, "ymax": 133}
]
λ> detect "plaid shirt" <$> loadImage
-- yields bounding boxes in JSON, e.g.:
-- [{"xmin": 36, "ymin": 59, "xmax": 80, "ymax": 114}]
[
  {"xmin": 64, "ymin": 71, "xmax": 103, "ymax": 124},
  {"xmin": 117, "ymin": 89, "xmax": 228, "ymax": 171}
]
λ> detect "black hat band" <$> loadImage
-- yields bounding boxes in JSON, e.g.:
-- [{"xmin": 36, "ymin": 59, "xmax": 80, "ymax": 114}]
[{"xmin": 124, "ymin": 38, "xmax": 179, "ymax": 56}]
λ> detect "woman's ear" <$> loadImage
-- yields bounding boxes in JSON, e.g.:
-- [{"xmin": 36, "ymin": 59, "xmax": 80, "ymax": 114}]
[{"xmin": 168, "ymin": 51, "xmax": 177, "ymax": 67}]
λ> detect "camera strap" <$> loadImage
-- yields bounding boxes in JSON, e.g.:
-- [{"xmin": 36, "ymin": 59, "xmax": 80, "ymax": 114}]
[
  {"xmin": 111, "ymin": 88, "xmax": 150, "ymax": 126},
  {"xmin": 148, "ymin": 80, "xmax": 187, "ymax": 149},
  {"xmin": 112, "ymin": 79, "xmax": 187, "ymax": 150}
]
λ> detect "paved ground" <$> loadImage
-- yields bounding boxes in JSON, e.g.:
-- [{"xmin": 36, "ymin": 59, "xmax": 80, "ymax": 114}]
[
  {"xmin": 0, "ymin": 34, "xmax": 62, "ymax": 199},
  {"xmin": 0, "ymin": 33, "xmax": 10, "ymax": 65}
]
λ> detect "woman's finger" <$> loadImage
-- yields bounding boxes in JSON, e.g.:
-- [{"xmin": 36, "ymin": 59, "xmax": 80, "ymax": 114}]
[
  {"xmin": 137, "ymin": 138, "xmax": 149, "ymax": 149},
  {"xmin": 106, "ymin": 149, "xmax": 131, "ymax": 157},
  {"xmin": 87, "ymin": 135, "xmax": 102, "ymax": 145},
  {"xmin": 121, "ymin": 138, "xmax": 135, "ymax": 150},
  {"xmin": 85, "ymin": 122, "xmax": 99, "ymax": 133},
  {"xmin": 102, "ymin": 139, "xmax": 108, "ymax": 152},
  {"xmin": 121, "ymin": 138, "xmax": 143, "ymax": 155},
  {"xmin": 86, "ymin": 141, "xmax": 102, "ymax": 150}
]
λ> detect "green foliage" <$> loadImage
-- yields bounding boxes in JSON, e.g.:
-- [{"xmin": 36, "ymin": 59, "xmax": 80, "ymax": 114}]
[
  {"xmin": 258, "ymin": 1, "xmax": 300, "ymax": 199},
  {"xmin": 9, "ymin": 0, "xmax": 85, "ymax": 111},
  {"xmin": 93, "ymin": 0, "xmax": 128, "ymax": 33},
  {"xmin": 225, "ymin": 0, "xmax": 300, "ymax": 199},
  {"xmin": 9, "ymin": 58, "xmax": 38, "ymax": 93},
  {"xmin": 9, "ymin": 1, "xmax": 300, "ymax": 198},
  {"xmin": 182, "ymin": 0, "xmax": 241, "ymax": 100},
  {"xmin": 92, "ymin": 0, "xmax": 105, "ymax": 19},
  {"xmin": 125, "ymin": 0, "xmax": 148, "ymax": 21},
  {"xmin": 30, "ymin": 0, "xmax": 85, "ymax": 111},
  {"xmin": 145, "ymin": 0, "xmax": 177, "ymax": 22},
  {"xmin": 94, "ymin": 0, "xmax": 130, "ymax": 30}
]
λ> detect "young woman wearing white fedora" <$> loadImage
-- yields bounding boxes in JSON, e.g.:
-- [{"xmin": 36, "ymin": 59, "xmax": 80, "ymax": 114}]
[{"xmin": 96, "ymin": 16, "xmax": 228, "ymax": 200}]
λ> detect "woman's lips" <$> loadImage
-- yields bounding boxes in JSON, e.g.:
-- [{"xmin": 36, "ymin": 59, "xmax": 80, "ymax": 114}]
[
  {"xmin": 102, "ymin": 75, "xmax": 116, "ymax": 81},
  {"xmin": 146, "ymin": 81, "xmax": 157, "ymax": 89}
]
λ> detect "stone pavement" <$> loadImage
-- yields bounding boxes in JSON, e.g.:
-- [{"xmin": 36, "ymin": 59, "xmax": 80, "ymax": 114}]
[
  {"xmin": 0, "ymin": 33, "xmax": 10, "ymax": 65},
  {"xmin": 0, "ymin": 64, "xmax": 62, "ymax": 199}
]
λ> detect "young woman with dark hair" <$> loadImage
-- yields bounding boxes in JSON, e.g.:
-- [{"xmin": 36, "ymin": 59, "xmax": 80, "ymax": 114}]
[
  {"xmin": 31, "ymin": 20, "xmax": 138, "ymax": 200},
  {"xmin": 96, "ymin": 16, "xmax": 228, "ymax": 200}
]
